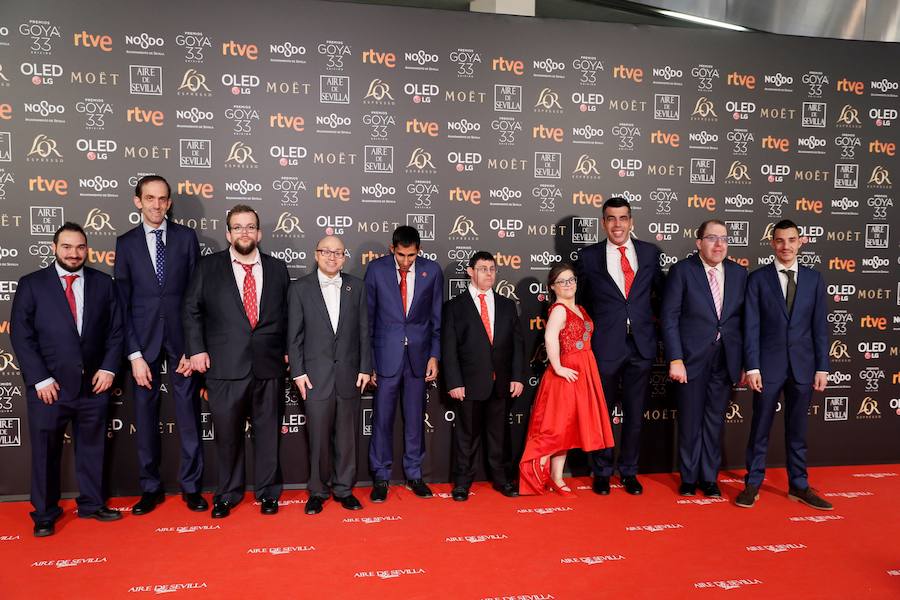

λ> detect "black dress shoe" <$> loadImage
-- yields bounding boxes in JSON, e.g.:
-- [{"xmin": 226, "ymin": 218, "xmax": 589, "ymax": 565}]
[
  {"xmin": 621, "ymin": 475, "xmax": 643, "ymax": 495},
  {"xmin": 79, "ymin": 506, "xmax": 123, "ymax": 521},
  {"xmin": 451, "ymin": 486, "xmax": 469, "ymax": 502},
  {"xmin": 33, "ymin": 520, "xmax": 55, "ymax": 537},
  {"xmin": 132, "ymin": 491, "xmax": 165, "ymax": 515},
  {"xmin": 305, "ymin": 496, "xmax": 325, "ymax": 515},
  {"xmin": 679, "ymin": 482, "xmax": 697, "ymax": 496},
  {"xmin": 370, "ymin": 480, "xmax": 389, "ymax": 503},
  {"xmin": 182, "ymin": 492, "xmax": 209, "ymax": 512},
  {"xmin": 788, "ymin": 486, "xmax": 833, "ymax": 511},
  {"xmin": 211, "ymin": 501, "xmax": 232, "ymax": 519},
  {"xmin": 335, "ymin": 494, "xmax": 363, "ymax": 510},
  {"xmin": 592, "ymin": 476, "xmax": 610, "ymax": 495},
  {"xmin": 492, "ymin": 482, "xmax": 519, "ymax": 497},
  {"xmin": 260, "ymin": 497, "xmax": 278, "ymax": 515},
  {"xmin": 735, "ymin": 484, "xmax": 759, "ymax": 508},
  {"xmin": 406, "ymin": 479, "xmax": 433, "ymax": 498},
  {"xmin": 699, "ymin": 481, "xmax": 722, "ymax": 497}
]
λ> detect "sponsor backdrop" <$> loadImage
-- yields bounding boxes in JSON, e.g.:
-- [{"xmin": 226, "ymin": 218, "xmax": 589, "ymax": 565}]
[{"xmin": 0, "ymin": 0, "xmax": 896, "ymax": 497}]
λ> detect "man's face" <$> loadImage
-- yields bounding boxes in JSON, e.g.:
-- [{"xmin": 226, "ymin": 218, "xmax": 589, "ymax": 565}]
[
  {"xmin": 467, "ymin": 259, "xmax": 496, "ymax": 292},
  {"xmin": 390, "ymin": 243, "xmax": 418, "ymax": 271},
  {"xmin": 315, "ymin": 236, "xmax": 346, "ymax": 278},
  {"xmin": 696, "ymin": 223, "xmax": 729, "ymax": 266},
  {"xmin": 602, "ymin": 206, "xmax": 632, "ymax": 246},
  {"xmin": 770, "ymin": 226, "xmax": 801, "ymax": 265},
  {"xmin": 133, "ymin": 180, "xmax": 171, "ymax": 228},
  {"xmin": 226, "ymin": 211, "xmax": 261, "ymax": 256},
  {"xmin": 53, "ymin": 230, "xmax": 88, "ymax": 272}
]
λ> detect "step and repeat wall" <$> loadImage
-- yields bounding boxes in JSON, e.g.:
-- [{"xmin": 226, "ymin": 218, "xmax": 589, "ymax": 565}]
[{"xmin": 0, "ymin": 0, "xmax": 897, "ymax": 496}]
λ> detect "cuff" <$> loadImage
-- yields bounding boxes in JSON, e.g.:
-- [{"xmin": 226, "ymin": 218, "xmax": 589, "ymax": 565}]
[
  {"xmin": 127, "ymin": 352, "xmax": 143, "ymax": 361},
  {"xmin": 746, "ymin": 369, "xmax": 760, "ymax": 375},
  {"xmin": 35, "ymin": 377, "xmax": 56, "ymax": 391}
]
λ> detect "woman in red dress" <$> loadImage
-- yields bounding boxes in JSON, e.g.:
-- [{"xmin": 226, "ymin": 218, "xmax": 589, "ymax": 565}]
[{"xmin": 519, "ymin": 262, "xmax": 615, "ymax": 496}]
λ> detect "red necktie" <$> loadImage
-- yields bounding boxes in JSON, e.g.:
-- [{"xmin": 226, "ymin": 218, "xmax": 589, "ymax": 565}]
[
  {"xmin": 63, "ymin": 274, "xmax": 78, "ymax": 325},
  {"xmin": 618, "ymin": 246, "xmax": 634, "ymax": 298},
  {"xmin": 240, "ymin": 263, "xmax": 258, "ymax": 329},
  {"xmin": 478, "ymin": 293, "xmax": 493, "ymax": 344},
  {"xmin": 399, "ymin": 268, "xmax": 408, "ymax": 316}
]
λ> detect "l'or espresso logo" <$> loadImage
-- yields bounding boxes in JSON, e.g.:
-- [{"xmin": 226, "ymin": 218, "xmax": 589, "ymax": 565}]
[
  {"xmin": 448, "ymin": 215, "xmax": 478, "ymax": 241},
  {"xmin": 836, "ymin": 104, "xmax": 862, "ymax": 128},
  {"xmin": 318, "ymin": 40, "xmax": 351, "ymax": 71},
  {"xmin": 127, "ymin": 106, "xmax": 164, "ymax": 126},
  {"xmin": 19, "ymin": 20, "xmax": 61, "ymax": 55},
  {"xmin": 692, "ymin": 64, "xmax": 719, "ymax": 91},
  {"xmin": 320, "ymin": 75, "xmax": 349, "ymax": 104},
  {"xmin": 364, "ymin": 111, "xmax": 396, "ymax": 140},
  {"xmin": 533, "ymin": 88, "xmax": 562, "ymax": 114},
  {"xmin": 176, "ymin": 31, "xmax": 212, "ymax": 62},
  {"xmin": 829, "ymin": 340, "xmax": 851, "ymax": 362},
  {"xmin": 405, "ymin": 148, "xmax": 436, "ymax": 174},
  {"xmin": 725, "ymin": 160, "xmax": 751, "ymax": 184},
  {"xmin": 27, "ymin": 134, "xmax": 62, "ymax": 162},
  {"xmin": 75, "ymin": 98, "xmax": 112, "ymax": 130},
  {"xmin": 272, "ymin": 212, "xmax": 305, "ymax": 238},
  {"xmin": 573, "ymin": 154, "xmax": 602, "ymax": 179},
  {"xmin": 803, "ymin": 70, "xmax": 828, "ymax": 97},
  {"xmin": 691, "ymin": 97, "xmax": 717, "ymax": 122},
  {"xmin": 868, "ymin": 166, "xmax": 892, "ymax": 189},
  {"xmin": 857, "ymin": 397, "xmax": 881, "ymax": 420},
  {"xmin": 83, "ymin": 208, "xmax": 116, "ymax": 234},
  {"xmin": 0, "ymin": 64, "xmax": 10, "ymax": 88},
  {"xmin": 450, "ymin": 49, "xmax": 481, "ymax": 78},
  {"xmin": 22, "ymin": 62, "xmax": 63, "ymax": 86},
  {"xmin": 178, "ymin": 69, "xmax": 212, "ymax": 96},
  {"xmin": 363, "ymin": 79, "xmax": 395, "ymax": 105}
]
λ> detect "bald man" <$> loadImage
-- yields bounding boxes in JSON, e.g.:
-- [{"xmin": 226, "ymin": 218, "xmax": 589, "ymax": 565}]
[{"xmin": 287, "ymin": 236, "xmax": 371, "ymax": 514}]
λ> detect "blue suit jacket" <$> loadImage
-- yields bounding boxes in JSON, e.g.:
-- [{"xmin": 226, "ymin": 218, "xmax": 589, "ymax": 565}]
[
  {"xmin": 743, "ymin": 263, "xmax": 829, "ymax": 385},
  {"xmin": 11, "ymin": 265, "xmax": 123, "ymax": 402},
  {"xmin": 661, "ymin": 254, "xmax": 747, "ymax": 383},
  {"xmin": 364, "ymin": 254, "xmax": 443, "ymax": 378},
  {"xmin": 114, "ymin": 221, "xmax": 199, "ymax": 362},
  {"xmin": 577, "ymin": 238, "xmax": 664, "ymax": 363}
]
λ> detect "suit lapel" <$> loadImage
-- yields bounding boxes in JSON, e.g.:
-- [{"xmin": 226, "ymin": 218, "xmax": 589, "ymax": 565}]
[
  {"xmin": 160, "ymin": 223, "xmax": 174, "ymax": 290},
  {"xmin": 721, "ymin": 261, "xmax": 738, "ymax": 318},
  {"xmin": 765, "ymin": 263, "xmax": 789, "ymax": 319},
  {"xmin": 688, "ymin": 255, "xmax": 718, "ymax": 317},
  {"xmin": 598, "ymin": 241, "xmax": 625, "ymax": 299},
  {"xmin": 308, "ymin": 274, "xmax": 335, "ymax": 336},
  {"xmin": 81, "ymin": 269, "xmax": 96, "ymax": 340},
  {"xmin": 221, "ymin": 252, "xmax": 250, "ymax": 326},
  {"xmin": 334, "ymin": 277, "xmax": 352, "ymax": 338},
  {"xmin": 132, "ymin": 225, "xmax": 159, "ymax": 288},
  {"xmin": 465, "ymin": 290, "xmax": 493, "ymax": 345},
  {"xmin": 407, "ymin": 263, "xmax": 429, "ymax": 317}
]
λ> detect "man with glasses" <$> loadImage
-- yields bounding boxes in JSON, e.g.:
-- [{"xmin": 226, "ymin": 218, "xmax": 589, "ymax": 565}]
[
  {"xmin": 441, "ymin": 251, "xmax": 525, "ymax": 501},
  {"xmin": 287, "ymin": 236, "xmax": 371, "ymax": 514},
  {"xmin": 661, "ymin": 220, "xmax": 747, "ymax": 497},
  {"xmin": 183, "ymin": 205, "xmax": 290, "ymax": 518},
  {"xmin": 577, "ymin": 196, "xmax": 664, "ymax": 496}
]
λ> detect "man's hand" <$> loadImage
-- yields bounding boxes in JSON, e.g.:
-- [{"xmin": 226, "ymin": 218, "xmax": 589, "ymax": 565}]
[
  {"xmin": 425, "ymin": 357, "xmax": 439, "ymax": 382},
  {"xmin": 448, "ymin": 386, "xmax": 465, "ymax": 401},
  {"xmin": 739, "ymin": 370, "xmax": 747, "ymax": 387},
  {"xmin": 746, "ymin": 372, "xmax": 763, "ymax": 392},
  {"xmin": 370, "ymin": 371, "xmax": 377, "ymax": 387},
  {"xmin": 669, "ymin": 361, "xmax": 688, "ymax": 384},
  {"xmin": 294, "ymin": 375, "xmax": 313, "ymax": 400},
  {"xmin": 131, "ymin": 357, "xmax": 153, "ymax": 389},
  {"xmin": 190, "ymin": 352, "xmax": 210, "ymax": 374},
  {"xmin": 37, "ymin": 381, "xmax": 59, "ymax": 405},
  {"xmin": 356, "ymin": 372, "xmax": 371, "ymax": 392},
  {"xmin": 813, "ymin": 372, "xmax": 828, "ymax": 392},
  {"xmin": 92, "ymin": 371, "xmax": 114, "ymax": 394},
  {"xmin": 510, "ymin": 381, "xmax": 524, "ymax": 398},
  {"xmin": 174, "ymin": 354, "xmax": 193, "ymax": 377}
]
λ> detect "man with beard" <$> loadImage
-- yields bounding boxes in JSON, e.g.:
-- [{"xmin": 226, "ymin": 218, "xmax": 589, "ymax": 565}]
[
  {"xmin": 183, "ymin": 205, "xmax": 290, "ymax": 518},
  {"xmin": 11, "ymin": 223, "xmax": 124, "ymax": 536}
]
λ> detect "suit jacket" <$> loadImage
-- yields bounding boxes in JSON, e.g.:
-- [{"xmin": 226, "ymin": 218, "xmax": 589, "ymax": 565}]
[
  {"xmin": 364, "ymin": 254, "xmax": 443, "ymax": 378},
  {"xmin": 743, "ymin": 263, "xmax": 829, "ymax": 385},
  {"xmin": 577, "ymin": 238, "xmax": 664, "ymax": 363},
  {"xmin": 441, "ymin": 290, "xmax": 525, "ymax": 401},
  {"xmin": 114, "ymin": 221, "xmax": 199, "ymax": 362},
  {"xmin": 11, "ymin": 265, "xmax": 123, "ymax": 402},
  {"xmin": 661, "ymin": 254, "xmax": 747, "ymax": 383},
  {"xmin": 182, "ymin": 249, "xmax": 289, "ymax": 380},
  {"xmin": 287, "ymin": 271, "xmax": 372, "ymax": 401}
]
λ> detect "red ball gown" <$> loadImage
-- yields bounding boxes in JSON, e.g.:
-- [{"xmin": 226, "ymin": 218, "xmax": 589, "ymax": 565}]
[{"xmin": 519, "ymin": 303, "xmax": 615, "ymax": 495}]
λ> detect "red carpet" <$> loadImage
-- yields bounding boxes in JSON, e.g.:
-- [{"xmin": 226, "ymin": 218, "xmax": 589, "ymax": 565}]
[{"xmin": 2, "ymin": 465, "xmax": 898, "ymax": 599}]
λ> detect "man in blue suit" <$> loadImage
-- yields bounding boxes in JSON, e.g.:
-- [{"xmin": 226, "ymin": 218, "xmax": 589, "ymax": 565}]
[
  {"xmin": 365, "ymin": 225, "xmax": 443, "ymax": 502},
  {"xmin": 577, "ymin": 197, "xmax": 664, "ymax": 496},
  {"xmin": 114, "ymin": 175, "xmax": 206, "ymax": 515},
  {"xmin": 11, "ymin": 223, "xmax": 124, "ymax": 536},
  {"xmin": 662, "ymin": 220, "xmax": 747, "ymax": 497},
  {"xmin": 737, "ymin": 219, "xmax": 831, "ymax": 510}
]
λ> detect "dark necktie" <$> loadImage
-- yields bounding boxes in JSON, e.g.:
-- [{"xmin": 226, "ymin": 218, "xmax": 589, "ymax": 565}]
[
  {"xmin": 781, "ymin": 269, "xmax": 796, "ymax": 314},
  {"xmin": 152, "ymin": 229, "xmax": 165, "ymax": 286}
]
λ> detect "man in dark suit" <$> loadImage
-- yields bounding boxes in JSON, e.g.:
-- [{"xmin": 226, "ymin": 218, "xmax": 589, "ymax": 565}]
[
  {"xmin": 182, "ymin": 204, "xmax": 290, "ymax": 518},
  {"xmin": 661, "ymin": 220, "xmax": 747, "ymax": 497},
  {"xmin": 577, "ymin": 196, "xmax": 664, "ymax": 496},
  {"xmin": 442, "ymin": 251, "xmax": 524, "ymax": 502},
  {"xmin": 114, "ymin": 175, "xmax": 206, "ymax": 515},
  {"xmin": 738, "ymin": 219, "xmax": 831, "ymax": 510},
  {"xmin": 11, "ymin": 223, "xmax": 124, "ymax": 536},
  {"xmin": 364, "ymin": 225, "xmax": 443, "ymax": 502},
  {"xmin": 287, "ymin": 235, "xmax": 371, "ymax": 515}
]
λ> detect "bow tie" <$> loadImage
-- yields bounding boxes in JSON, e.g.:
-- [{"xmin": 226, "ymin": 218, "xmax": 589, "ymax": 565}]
[{"xmin": 320, "ymin": 278, "xmax": 342, "ymax": 288}]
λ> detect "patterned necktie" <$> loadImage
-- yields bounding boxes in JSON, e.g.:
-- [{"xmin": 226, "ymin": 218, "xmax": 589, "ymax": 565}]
[
  {"xmin": 241, "ymin": 263, "xmax": 258, "ymax": 329},
  {"xmin": 63, "ymin": 274, "xmax": 78, "ymax": 325},
  {"xmin": 152, "ymin": 229, "xmax": 165, "ymax": 286},
  {"xmin": 781, "ymin": 269, "xmax": 796, "ymax": 314},
  {"xmin": 618, "ymin": 246, "xmax": 634, "ymax": 298},
  {"xmin": 479, "ymin": 293, "xmax": 493, "ymax": 344},
  {"xmin": 399, "ymin": 268, "xmax": 409, "ymax": 315},
  {"xmin": 708, "ymin": 268, "xmax": 722, "ymax": 318}
]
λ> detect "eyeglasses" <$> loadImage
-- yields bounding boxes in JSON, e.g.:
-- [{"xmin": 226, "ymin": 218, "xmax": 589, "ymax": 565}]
[
  {"xmin": 554, "ymin": 277, "xmax": 577, "ymax": 287},
  {"xmin": 316, "ymin": 248, "xmax": 345, "ymax": 258},
  {"xmin": 701, "ymin": 235, "xmax": 729, "ymax": 244},
  {"xmin": 230, "ymin": 224, "xmax": 258, "ymax": 233},
  {"xmin": 473, "ymin": 266, "xmax": 496, "ymax": 274}
]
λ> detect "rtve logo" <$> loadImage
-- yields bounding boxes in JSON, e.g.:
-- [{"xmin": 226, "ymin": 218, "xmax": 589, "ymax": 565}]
[
  {"xmin": 828, "ymin": 257, "xmax": 856, "ymax": 272},
  {"xmin": 28, "ymin": 175, "xmax": 68, "ymax": 195},
  {"xmin": 362, "ymin": 49, "xmax": 396, "ymax": 68},
  {"xmin": 491, "ymin": 56, "xmax": 524, "ymax": 75},
  {"xmin": 0, "ymin": 104, "xmax": 11, "ymax": 120},
  {"xmin": 315, "ymin": 183, "xmax": 350, "ymax": 202},
  {"xmin": 859, "ymin": 315, "xmax": 888, "ymax": 330},
  {"xmin": 650, "ymin": 130, "xmax": 680, "ymax": 147},
  {"xmin": 727, "ymin": 71, "xmax": 756, "ymax": 89},
  {"xmin": 405, "ymin": 118, "xmax": 439, "ymax": 137},
  {"xmin": 221, "ymin": 40, "xmax": 258, "ymax": 60},
  {"xmin": 73, "ymin": 31, "xmax": 112, "ymax": 52},
  {"xmin": 177, "ymin": 180, "xmax": 214, "ymax": 199},
  {"xmin": 269, "ymin": 113, "xmax": 304, "ymax": 132},
  {"xmin": 761, "ymin": 135, "xmax": 790, "ymax": 152},
  {"xmin": 126, "ymin": 106, "xmax": 164, "ymax": 126},
  {"xmin": 449, "ymin": 187, "xmax": 481, "ymax": 205},
  {"xmin": 572, "ymin": 191, "xmax": 603, "ymax": 207},
  {"xmin": 612, "ymin": 64, "xmax": 643, "ymax": 82},
  {"xmin": 869, "ymin": 140, "xmax": 896, "ymax": 156},
  {"xmin": 532, "ymin": 124, "xmax": 563, "ymax": 142},
  {"xmin": 795, "ymin": 197, "xmax": 823, "ymax": 213},
  {"xmin": 687, "ymin": 194, "xmax": 716, "ymax": 211},
  {"xmin": 836, "ymin": 78, "xmax": 864, "ymax": 95}
]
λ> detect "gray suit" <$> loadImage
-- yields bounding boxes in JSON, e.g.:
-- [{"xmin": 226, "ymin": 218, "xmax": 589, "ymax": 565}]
[{"xmin": 287, "ymin": 271, "xmax": 371, "ymax": 498}]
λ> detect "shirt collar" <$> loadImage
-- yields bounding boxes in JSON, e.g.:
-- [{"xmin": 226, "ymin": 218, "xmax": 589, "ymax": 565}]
[
  {"xmin": 317, "ymin": 268, "xmax": 342, "ymax": 284},
  {"xmin": 394, "ymin": 258, "xmax": 416, "ymax": 272},
  {"xmin": 230, "ymin": 246, "xmax": 260, "ymax": 266},
  {"xmin": 54, "ymin": 262, "xmax": 84, "ymax": 279},
  {"xmin": 142, "ymin": 219, "xmax": 167, "ymax": 235},
  {"xmin": 469, "ymin": 283, "xmax": 492, "ymax": 300},
  {"xmin": 608, "ymin": 238, "xmax": 634, "ymax": 253},
  {"xmin": 699, "ymin": 256, "xmax": 724, "ymax": 274},
  {"xmin": 775, "ymin": 259, "xmax": 798, "ymax": 272}
]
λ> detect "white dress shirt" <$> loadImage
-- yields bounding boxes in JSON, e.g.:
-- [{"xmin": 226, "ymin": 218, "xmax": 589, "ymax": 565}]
[
  {"xmin": 775, "ymin": 259, "xmax": 798, "ymax": 299},
  {"xmin": 143, "ymin": 219, "xmax": 167, "ymax": 273},
  {"xmin": 230, "ymin": 247, "xmax": 263, "ymax": 321},
  {"xmin": 395, "ymin": 258, "xmax": 416, "ymax": 315},
  {"xmin": 605, "ymin": 238, "xmax": 638, "ymax": 298},
  {"xmin": 468, "ymin": 284, "xmax": 495, "ymax": 338},
  {"xmin": 317, "ymin": 269, "xmax": 342, "ymax": 333}
]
